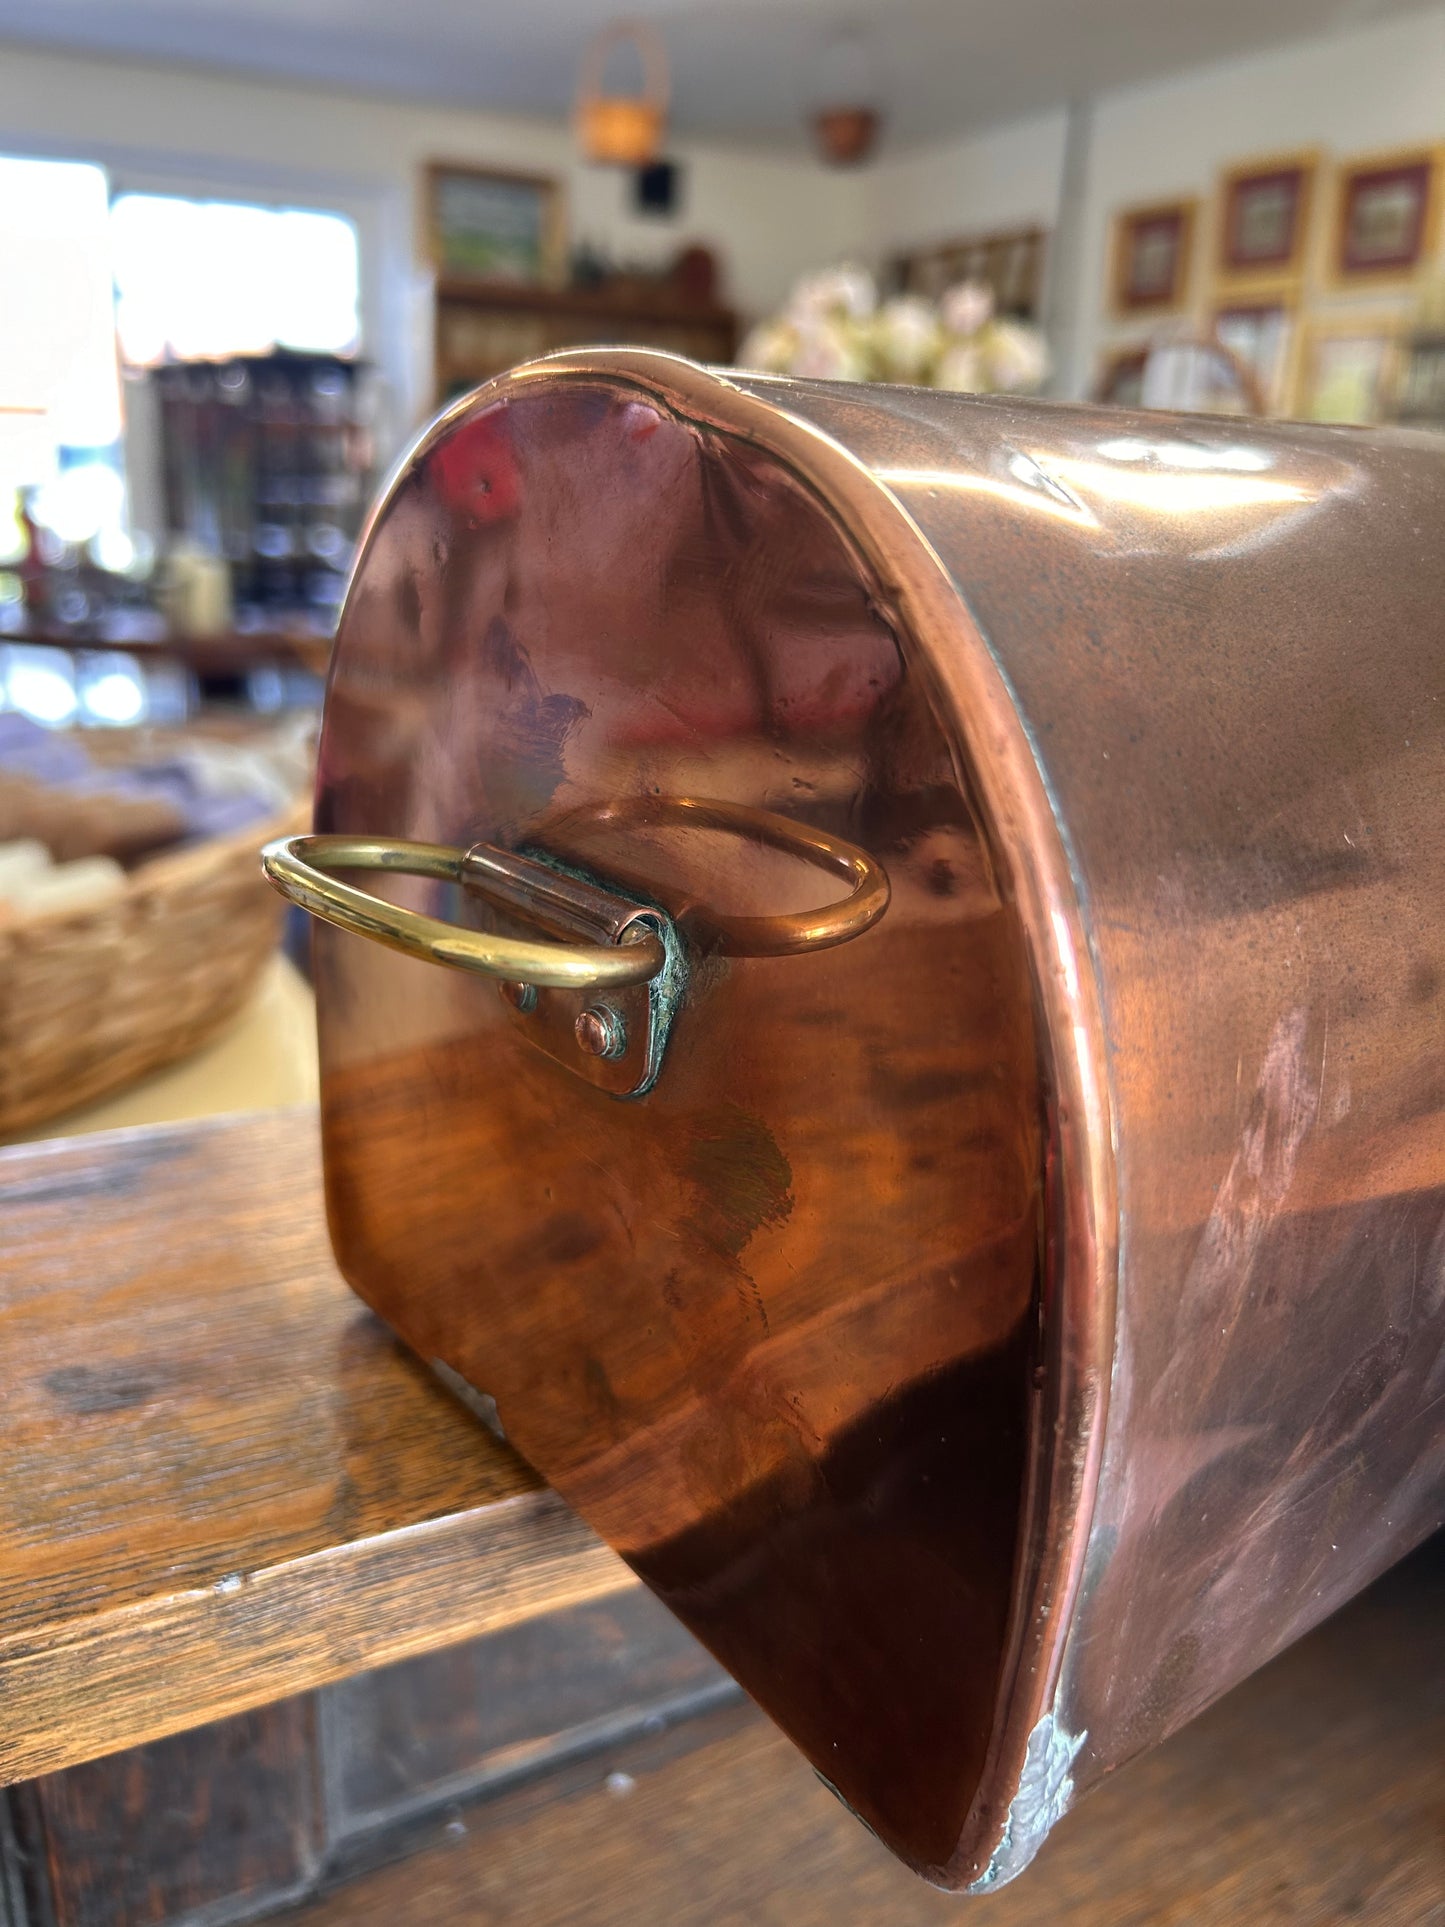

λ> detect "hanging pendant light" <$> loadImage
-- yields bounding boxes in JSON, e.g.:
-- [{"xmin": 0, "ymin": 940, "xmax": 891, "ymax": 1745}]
[
  {"xmin": 576, "ymin": 20, "xmax": 671, "ymax": 168},
  {"xmin": 810, "ymin": 28, "xmax": 883, "ymax": 166}
]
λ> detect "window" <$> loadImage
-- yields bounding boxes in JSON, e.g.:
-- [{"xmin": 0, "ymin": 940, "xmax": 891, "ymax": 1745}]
[
  {"xmin": 111, "ymin": 194, "xmax": 361, "ymax": 366},
  {"xmin": 0, "ymin": 155, "xmax": 121, "ymax": 499},
  {"xmin": 0, "ymin": 160, "xmax": 365, "ymax": 718}
]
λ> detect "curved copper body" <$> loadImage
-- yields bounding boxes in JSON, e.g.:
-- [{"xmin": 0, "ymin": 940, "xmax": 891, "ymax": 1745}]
[{"xmin": 309, "ymin": 352, "xmax": 1445, "ymax": 1889}]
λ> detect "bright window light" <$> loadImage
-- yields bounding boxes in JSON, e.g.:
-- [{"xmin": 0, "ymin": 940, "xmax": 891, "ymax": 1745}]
[
  {"xmin": 30, "ymin": 461, "xmax": 125, "ymax": 546},
  {"xmin": 78, "ymin": 656, "xmax": 147, "ymax": 726},
  {"xmin": 112, "ymin": 194, "xmax": 361, "ymax": 366},
  {"xmin": 0, "ymin": 156, "xmax": 120, "ymax": 470},
  {"xmin": 5, "ymin": 647, "xmax": 79, "ymax": 726}
]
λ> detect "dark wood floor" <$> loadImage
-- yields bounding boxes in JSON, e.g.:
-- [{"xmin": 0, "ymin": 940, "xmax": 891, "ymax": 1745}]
[{"xmin": 289, "ymin": 1533, "xmax": 1445, "ymax": 1926}]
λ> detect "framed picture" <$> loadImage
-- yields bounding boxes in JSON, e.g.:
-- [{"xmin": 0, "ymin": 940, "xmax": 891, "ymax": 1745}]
[
  {"xmin": 424, "ymin": 163, "xmax": 564, "ymax": 285},
  {"xmin": 1394, "ymin": 333, "xmax": 1445, "ymax": 425},
  {"xmin": 1334, "ymin": 149, "xmax": 1439, "ymax": 281},
  {"xmin": 892, "ymin": 225, "xmax": 1047, "ymax": 319},
  {"xmin": 1297, "ymin": 317, "xmax": 1401, "ymax": 423},
  {"xmin": 1214, "ymin": 300, "xmax": 1294, "ymax": 413},
  {"xmin": 1218, "ymin": 153, "xmax": 1315, "ymax": 283},
  {"xmin": 1112, "ymin": 200, "xmax": 1196, "ymax": 315}
]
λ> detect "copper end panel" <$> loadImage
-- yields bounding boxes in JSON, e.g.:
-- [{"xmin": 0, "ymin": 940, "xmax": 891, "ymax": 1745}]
[{"xmin": 314, "ymin": 350, "xmax": 1119, "ymax": 1887}]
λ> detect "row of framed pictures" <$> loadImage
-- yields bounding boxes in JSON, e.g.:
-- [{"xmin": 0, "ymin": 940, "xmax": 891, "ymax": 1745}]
[
  {"xmin": 1111, "ymin": 144, "xmax": 1441, "ymax": 315},
  {"xmin": 1103, "ymin": 143, "xmax": 1441, "ymax": 420}
]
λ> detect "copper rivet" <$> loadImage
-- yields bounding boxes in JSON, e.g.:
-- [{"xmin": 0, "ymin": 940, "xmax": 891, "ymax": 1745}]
[
  {"xmin": 575, "ymin": 1005, "xmax": 627, "ymax": 1059},
  {"xmin": 499, "ymin": 981, "xmax": 537, "ymax": 1014}
]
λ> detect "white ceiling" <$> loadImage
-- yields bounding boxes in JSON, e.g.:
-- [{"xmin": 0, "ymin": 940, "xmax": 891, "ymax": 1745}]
[{"xmin": 0, "ymin": 0, "xmax": 1434, "ymax": 152}]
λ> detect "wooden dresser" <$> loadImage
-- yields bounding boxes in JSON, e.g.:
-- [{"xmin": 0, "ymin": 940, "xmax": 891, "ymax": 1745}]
[{"xmin": 434, "ymin": 279, "xmax": 738, "ymax": 403}]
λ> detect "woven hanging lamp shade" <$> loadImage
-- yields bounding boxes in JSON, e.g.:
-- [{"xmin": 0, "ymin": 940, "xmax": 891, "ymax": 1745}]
[{"xmin": 576, "ymin": 20, "xmax": 670, "ymax": 167}]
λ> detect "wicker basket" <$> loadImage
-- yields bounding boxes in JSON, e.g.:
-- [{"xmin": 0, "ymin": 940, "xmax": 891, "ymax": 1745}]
[{"xmin": 0, "ymin": 764, "xmax": 308, "ymax": 1137}]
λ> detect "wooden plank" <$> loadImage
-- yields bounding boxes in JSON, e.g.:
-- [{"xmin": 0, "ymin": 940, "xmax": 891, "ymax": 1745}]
[
  {"xmin": 8, "ymin": 1592, "xmax": 733, "ymax": 1927},
  {"xmin": 0, "ymin": 1110, "xmax": 631, "ymax": 1783},
  {"xmin": 289, "ymin": 1532, "xmax": 1445, "ymax": 1924}
]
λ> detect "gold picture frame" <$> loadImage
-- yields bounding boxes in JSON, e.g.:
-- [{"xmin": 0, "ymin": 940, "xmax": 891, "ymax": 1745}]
[
  {"xmin": 1332, "ymin": 147, "xmax": 1441, "ymax": 287},
  {"xmin": 424, "ymin": 162, "xmax": 566, "ymax": 287},
  {"xmin": 1215, "ymin": 150, "xmax": 1317, "ymax": 290},
  {"xmin": 1296, "ymin": 313, "xmax": 1403, "ymax": 423},
  {"xmin": 1110, "ymin": 199, "xmax": 1197, "ymax": 317}
]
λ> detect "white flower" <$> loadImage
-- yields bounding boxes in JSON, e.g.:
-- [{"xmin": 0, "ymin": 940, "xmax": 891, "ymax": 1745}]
[
  {"xmin": 940, "ymin": 280, "xmax": 994, "ymax": 337},
  {"xmin": 872, "ymin": 296, "xmax": 940, "ymax": 383},
  {"xmin": 737, "ymin": 318, "xmax": 799, "ymax": 374},
  {"xmin": 790, "ymin": 315, "xmax": 870, "ymax": 382},
  {"xmin": 936, "ymin": 342, "xmax": 986, "ymax": 393},
  {"xmin": 983, "ymin": 319, "xmax": 1050, "ymax": 393},
  {"xmin": 739, "ymin": 264, "xmax": 1048, "ymax": 391},
  {"xmin": 788, "ymin": 263, "xmax": 878, "ymax": 326}
]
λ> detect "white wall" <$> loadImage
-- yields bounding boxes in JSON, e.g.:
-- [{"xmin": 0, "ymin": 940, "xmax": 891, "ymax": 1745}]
[
  {"xmin": 860, "ymin": 108, "xmax": 1070, "ymax": 260},
  {"xmin": 0, "ymin": 41, "xmax": 864, "ymax": 444}
]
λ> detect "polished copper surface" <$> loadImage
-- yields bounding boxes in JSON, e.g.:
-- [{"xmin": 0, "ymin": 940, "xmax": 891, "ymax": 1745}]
[{"xmin": 309, "ymin": 353, "xmax": 1445, "ymax": 1889}]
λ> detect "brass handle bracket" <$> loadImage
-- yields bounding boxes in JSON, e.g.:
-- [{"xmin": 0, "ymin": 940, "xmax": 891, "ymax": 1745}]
[
  {"xmin": 262, "ymin": 802, "xmax": 887, "ymax": 1099},
  {"xmin": 262, "ymin": 833, "xmax": 685, "ymax": 1097},
  {"xmin": 476, "ymin": 841, "xmax": 689, "ymax": 1099}
]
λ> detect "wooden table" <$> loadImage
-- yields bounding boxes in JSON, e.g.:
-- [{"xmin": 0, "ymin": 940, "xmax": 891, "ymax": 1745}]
[{"xmin": 0, "ymin": 1108, "xmax": 630, "ymax": 1783}]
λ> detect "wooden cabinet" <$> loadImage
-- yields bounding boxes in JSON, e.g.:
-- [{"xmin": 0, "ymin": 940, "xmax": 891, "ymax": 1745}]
[{"xmin": 434, "ymin": 279, "xmax": 738, "ymax": 401}]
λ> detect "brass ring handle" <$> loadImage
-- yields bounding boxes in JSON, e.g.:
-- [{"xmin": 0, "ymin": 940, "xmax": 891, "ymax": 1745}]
[
  {"xmin": 260, "ymin": 835, "xmax": 665, "ymax": 990},
  {"xmin": 262, "ymin": 804, "xmax": 888, "ymax": 984},
  {"xmin": 557, "ymin": 796, "xmax": 891, "ymax": 956}
]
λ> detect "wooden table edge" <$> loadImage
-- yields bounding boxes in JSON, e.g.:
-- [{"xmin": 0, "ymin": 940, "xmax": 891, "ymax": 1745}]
[{"xmin": 0, "ymin": 1485, "xmax": 635, "ymax": 1783}]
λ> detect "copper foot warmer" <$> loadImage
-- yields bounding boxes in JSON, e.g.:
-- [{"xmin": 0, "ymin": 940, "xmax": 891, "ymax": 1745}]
[{"xmin": 265, "ymin": 352, "xmax": 1445, "ymax": 1889}]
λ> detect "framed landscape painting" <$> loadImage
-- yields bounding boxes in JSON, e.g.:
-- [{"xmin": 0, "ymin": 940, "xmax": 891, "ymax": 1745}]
[
  {"xmin": 1218, "ymin": 153, "xmax": 1315, "ymax": 284},
  {"xmin": 1334, "ymin": 149, "xmax": 1438, "ymax": 282},
  {"xmin": 425, "ymin": 164, "xmax": 564, "ymax": 285},
  {"xmin": 1111, "ymin": 199, "xmax": 1196, "ymax": 315},
  {"xmin": 1298, "ymin": 317, "xmax": 1400, "ymax": 423}
]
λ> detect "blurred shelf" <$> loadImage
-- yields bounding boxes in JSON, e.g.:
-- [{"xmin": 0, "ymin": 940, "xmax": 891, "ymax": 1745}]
[
  {"xmin": 435, "ymin": 275, "xmax": 736, "ymax": 329},
  {"xmin": 5, "ymin": 623, "xmax": 333, "ymax": 678},
  {"xmin": 435, "ymin": 278, "xmax": 737, "ymax": 400}
]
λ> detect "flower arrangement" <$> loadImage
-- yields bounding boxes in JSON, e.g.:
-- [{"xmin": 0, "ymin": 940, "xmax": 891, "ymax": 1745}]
[{"xmin": 737, "ymin": 264, "xmax": 1049, "ymax": 394}]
